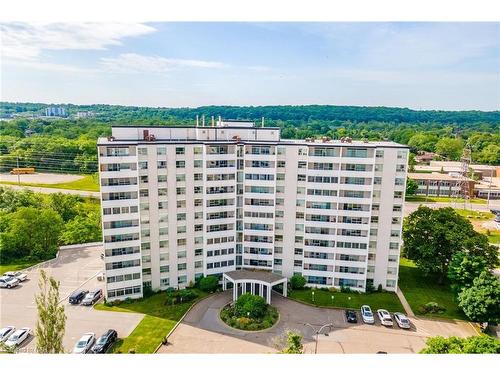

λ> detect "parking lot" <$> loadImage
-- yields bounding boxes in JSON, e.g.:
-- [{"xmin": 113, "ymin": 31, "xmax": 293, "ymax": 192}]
[
  {"xmin": 0, "ymin": 244, "xmax": 143, "ymax": 353},
  {"xmin": 159, "ymin": 291, "xmax": 478, "ymax": 354}
]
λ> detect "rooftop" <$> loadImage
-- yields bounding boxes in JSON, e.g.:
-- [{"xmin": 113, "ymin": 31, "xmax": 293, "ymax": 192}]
[
  {"xmin": 223, "ymin": 269, "xmax": 286, "ymax": 284},
  {"xmin": 408, "ymin": 172, "xmax": 474, "ymax": 181}
]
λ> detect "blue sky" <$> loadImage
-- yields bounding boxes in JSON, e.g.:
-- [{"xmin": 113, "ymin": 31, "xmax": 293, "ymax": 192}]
[{"xmin": 1, "ymin": 22, "xmax": 499, "ymax": 110}]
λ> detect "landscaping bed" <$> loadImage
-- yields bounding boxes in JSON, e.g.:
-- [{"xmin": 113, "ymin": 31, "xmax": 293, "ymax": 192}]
[{"xmin": 220, "ymin": 294, "xmax": 279, "ymax": 331}]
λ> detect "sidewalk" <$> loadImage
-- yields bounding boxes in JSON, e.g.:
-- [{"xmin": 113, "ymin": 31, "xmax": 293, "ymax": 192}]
[{"xmin": 396, "ymin": 287, "xmax": 415, "ymax": 317}]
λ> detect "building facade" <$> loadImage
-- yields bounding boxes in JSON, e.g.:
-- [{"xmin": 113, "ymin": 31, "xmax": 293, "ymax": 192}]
[
  {"xmin": 408, "ymin": 172, "xmax": 475, "ymax": 198},
  {"xmin": 98, "ymin": 121, "xmax": 408, "ymax": 301}
]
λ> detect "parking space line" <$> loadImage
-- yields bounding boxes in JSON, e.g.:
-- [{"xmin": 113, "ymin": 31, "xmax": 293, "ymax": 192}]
[{"xmin": 59, "ymin": 270, "xmax": 102, "ymax": 304}]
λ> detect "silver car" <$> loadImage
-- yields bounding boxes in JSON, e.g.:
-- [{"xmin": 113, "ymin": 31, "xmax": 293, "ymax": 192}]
[
  {"xmin": 4, "ymin": 271, "xmax": 28, "ymax": 282},
  {"xmin": 0, "ymin": 326, "xmax": 16, "ymax": 342},
  {"xmin": 394, "ymin": 313, "xmax": 411, "ymax": 329},
  {"xmin": 72, "ymin": 333, "xmax": 96, "ymax": 354},
  {"xmin": 4, "ymin": 328, "xmax": 30, "ymax": 348},
  {"xmin": 0, "ymin": 276, "xmax": 20, "ymax": 289}
]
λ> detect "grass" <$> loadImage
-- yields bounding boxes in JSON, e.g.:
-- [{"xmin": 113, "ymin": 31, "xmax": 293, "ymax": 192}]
[
  {"xmin": 486, "ymin": 231, "xmax": 500, "ymax": 245},
  {"xmin": 406, "ymin": 195, "xmax": 487, "ymax": 204},
  {"xmin": 94, "ymin": 290, "xmax": 207, "ymax": 353},
  {"xmin": 454, "ymin": 209, "xmax": 494, "ymax": 221},
  {"xmin": 0, "ymin": 258, "xmax": 44, "ymax": 275},
  {"xmin": 398, "ymin": 258, "xmax": 466, "ymax": 320},
  {"xmin": 0, "ymin": 174, "xmax": 99, "ymax": 192},
  {"xmin": 288, "ymin": 288, "xmax": 404, "ymax": 312}
]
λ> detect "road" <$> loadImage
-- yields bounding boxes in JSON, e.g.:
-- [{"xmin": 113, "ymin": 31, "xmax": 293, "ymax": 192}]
[{"xmin": 0, "ymin": 184, "xmax": 100, "ymax": 198}]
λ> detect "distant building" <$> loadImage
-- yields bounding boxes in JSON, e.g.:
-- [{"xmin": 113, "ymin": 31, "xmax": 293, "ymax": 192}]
[
  {"xmin": 75, "ymin": 111, "xmax": 95, "ymax": 119},
  {"xmin": 414, "ymin": 151, "xmax": 436, "ymax": 164},
  {"xmin": 45, "ymin": 107, "xmax": 67, "ymax": 117},
  {"xmin": 408, "ymin": 172, "xmax": 475, "ymax": 198},
  {"xmin": 415, "ymin": 161, "xmax": 499, "ymax": 179},
  {"xmin": 474, "ymin": 178, "xmax": 500, "ymax": 200}
]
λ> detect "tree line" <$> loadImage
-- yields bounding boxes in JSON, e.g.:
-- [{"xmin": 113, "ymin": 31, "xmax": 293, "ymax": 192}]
[{"xmin": 0, "ymin": 187, "xmax": 102, "ymax": 264}]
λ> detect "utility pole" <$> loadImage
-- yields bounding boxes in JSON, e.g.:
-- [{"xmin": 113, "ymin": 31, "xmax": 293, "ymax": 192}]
[{"xmin": 16, "ymin": 155, "xmax": 20, "ymax": 185}]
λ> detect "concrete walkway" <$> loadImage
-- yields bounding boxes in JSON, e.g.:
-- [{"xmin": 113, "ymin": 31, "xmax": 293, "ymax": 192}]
[
  {"xmin": 0, "ymin": 184, "xmax": 99, "ymax": 198},
  {"xmin": 396, "ymin": 287, "xmax": 415, "ymax": 317}
]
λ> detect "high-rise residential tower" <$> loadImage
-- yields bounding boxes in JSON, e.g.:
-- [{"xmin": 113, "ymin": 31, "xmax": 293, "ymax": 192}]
[{"xmin": 98, "ymin": 120, "xmax": 408, "ymax": 301}]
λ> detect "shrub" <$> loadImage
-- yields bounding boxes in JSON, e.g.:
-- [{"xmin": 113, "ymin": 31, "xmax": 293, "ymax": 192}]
[
  {"xmin": 143, "ymin": 285, "xmax": 154, "ymax": 298},
  {"xmin": 421, "ymin": 302, "xmax": 446, "ymax": 314},
  {"xmin": 198, "ymin": 275, "xmax": 219, "ymax": 293},
  {"xmin": 165, "ymin": 289, "xmax": 198, "ymax": 305},
  {"xmin": 340, "ymin": 286, "xmax": 352, "ymax": 293},
  {"xmin": 234, "ymin": 293, "xmax": 267, "ymax": 318},
  {"xmin": 290, "ymin": 274, "xmax": 307, "ymax": 290},
  {"xmin": 365, "ymin": 280, "xmax": 375, "ymax": 293},
  {"xmin": 377, "ymin": 284, "xmax": 383, "ymax": 292}
]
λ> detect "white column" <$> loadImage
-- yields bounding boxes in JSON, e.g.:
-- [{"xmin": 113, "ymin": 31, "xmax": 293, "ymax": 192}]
[
  {"xmin": 251, "ymin": 282, "xmax": 255, "ymax": 295},
  {"xmin": 259, "ymin": 282, "xmax": 264, "ymax": 298},
  {"xmin": 233, "ymin": 281, "xmax": 237, "ymax": 301},
  {"xmin": 223, "ymin": 277, "xmax": 227, "ymax": 291},
  {"xmin": 266, "ymin": 284, "xmax": 271, "ymax": 304},
  {"xmin": 283, "ymin": 280, "xmax": 287, "ymax": 297}
]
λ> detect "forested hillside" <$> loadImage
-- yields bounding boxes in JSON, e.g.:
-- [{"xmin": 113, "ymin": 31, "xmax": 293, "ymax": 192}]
[{"xmin": 1, "ymin": 103, "xmax": 499, "ymax": 174}]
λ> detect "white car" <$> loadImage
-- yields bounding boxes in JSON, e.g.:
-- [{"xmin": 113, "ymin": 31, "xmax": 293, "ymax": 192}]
[
  {"xmin": 72, "ymin": 333, "xmax": 96, "ymax": 354},
  {"xmin": 4, "ymin": 271, "xmax": 28, "ymax": 282},
  {"xmin": 394, "ymin": 312, "xmax": 411, "ymax": 329},
  {"xmin": 377, "ymin": 309, "xmax": 394, "ymax": 327},
  {"xmin": 0, "ymin": 326, "xmax": 16, "ymax": 342},
  {"xmin": 360, "ymin": 305, "xmax": 375, "ymax": 324},
  {"xmin": 4, "ymin": 328, "xmax": 30, "ymax": 348},
  {"xmin": 0, "ymin": 276, "xmax": 20, "ymax": 289}
]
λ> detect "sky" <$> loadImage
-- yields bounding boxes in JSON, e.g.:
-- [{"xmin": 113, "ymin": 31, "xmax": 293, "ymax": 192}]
[{"xmin": 1, "ymin": 22, "xmax": 499, "ymax": 110}]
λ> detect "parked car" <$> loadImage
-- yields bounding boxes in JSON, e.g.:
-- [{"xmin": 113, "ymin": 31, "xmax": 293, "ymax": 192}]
[
  {"xmin": 91, "ymin": 329, "xmax": 118, "ymax": 353},
  {"xmin": 345, "ymin": 310, "xmax": 357, "ymax": 323},
  {"xmin": 377, "ymin": 309, "xmax": 394, "ymax": 327},
  {"xmin": 494, "ymin": 215, "xmax": 500, "ymax": 223},
  {"xmin": 393, "ymin": 313, "xmax": 411, "ymax": 329},
  {"xmin": 82, "ymin": 289, "xmax": 103, "ymax": 306},
  {"xmin": 0, "ymin": 276, "xmax": 20, "ymax": 289},
  {"xmin": 3, "ymin": 271, "xmax": 28, "ymax": 282},
  {"xmin": 72, "ymin": 333, "xmax": 96, "ymax": 354},
  {"xmin": 69, "ymin": 290, "xmax": 89, "ymax": 305},
  {"xmin": 490, "ymin": 209, "xmax": 500, "ymax": 215},
  {"xmin": 360, "ymin": 305, "xmax": 375, "ymax": 324},
  {"xmin": 4, "ymin": 328, "xmax": 30, "ymax": 348},
  {"xmin": 0, "ymin": 326, "xmax": 16, "ymax": 342}
]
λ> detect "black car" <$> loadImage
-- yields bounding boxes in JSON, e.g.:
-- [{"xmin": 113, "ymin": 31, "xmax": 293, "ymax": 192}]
[
  {"xmin": 345, "ymin": 310, "xmax": 358, "ymax": 323},
  {"xmin": 82, "ymin": 288, "xmax": 103, "ymax": 306},
  {"xmin": 91, "ymin": 329, "xmax": 118, "ymax": 353},
  {"xmin": 69, "ymin": 290, "xmax": 89, "ymax": 304}
]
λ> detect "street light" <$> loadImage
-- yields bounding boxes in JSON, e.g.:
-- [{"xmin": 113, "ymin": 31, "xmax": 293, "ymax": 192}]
[
  {"xmin": 303, "ymin": 323, "xmax": 333, "ymax": 354},
  {"xmin": 311, "ymin": 290, "xmax": 315, "ymax": 303}
]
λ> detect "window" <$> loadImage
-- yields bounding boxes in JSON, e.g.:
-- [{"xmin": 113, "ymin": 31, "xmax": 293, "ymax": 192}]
[
  {"xmin": 375, "ymin": 150, "xmax": 384, "ymax": 158},
  {"xmin": 138, "ymin": 148, "xmax": 147, "ymax": 155},
  {"xmin": 176, "ymin": 174, "xmax": 185, "ymax": 182},
  {"xmin": 194, "ymin": 160, "xmax": 202, "ymax": 168},
  {"xmin": 160, "ymin": 265, "xmax": 169, "ymax": 273},
  {"xmin": 157, "ymin": 160, "xmax": 167, "ymax": 169},
  {"xmin": 176, "ymin": 160, "xmax": 185, "ymax": 168},
  {"xmin": 277, "ymin": 161, "xmax": 286, "ymax": 168},
  {"xmin": 178, "ymin": 275, "xmax": 187, "ymax": 284},
  {"xmin": 176, "ymin": 147, "xmax": 185, "ymax": 155},
  {"xmin": 139, "ymin": 161, "xmax": 148, "ymax": 170},
  {"xmin": 157, "ymin": 147, "xmax": 166, "ymax": 155},
  {"xmin": 158, "ymin": 175, "xmax": 167, "ymax": 183}
]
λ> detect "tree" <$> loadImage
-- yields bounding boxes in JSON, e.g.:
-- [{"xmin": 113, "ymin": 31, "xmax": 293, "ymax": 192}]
[
  {"xmin": 458, "ymin": 271, "xmax": 500, "ymax": 324},
  {"xmin": 35, "ymin": 270, "xmax": 66, "ymax": 353},
  {"xmin": 420, "ymin": 336, "xmax": 500, "ymax": 354},
  {"xmin": 280, "ymin": 330, "xmax": 304, "ymax": 354},
  {"xmin": 0, "ymin": 207, "xmax": 63, "ymax": 261},
  {"xmin": 198, "ymin": 275, "xmax": 219, "ymax": 293},
  {"xmin": 47, "ymin": 193, "xmax": 83, "ymax": 222},
  {"xmin": 405, "ymin": 178, "xmax": 418, "ymax": 196},
  {"xmin": 408, "ymin": 153, "xmax": 416, "ymax": 172},
  {"xmin": 234, "ymin": 294, "xmax": 267, "ymax": 319},
  {"xmin": 59, "ymin": 211, "xmax": 101, "ymax": 245},
  {"xmin": 435, "ymin": 138, "xmax": 464, "ymax": 160},
  {"xmin": 290, "ymin": 274, "xmax": 307, "ymax": 290},
  {"xmin": 402, "ymin": 207, "xmax": 481, "ymax": 282},
  {"xmin": 448, "ymin": 251, "xmax": 488, "ymax": 293}
]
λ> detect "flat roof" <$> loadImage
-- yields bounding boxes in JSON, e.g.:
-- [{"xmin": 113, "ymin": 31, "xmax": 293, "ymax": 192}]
[
  {"xmin": 408, "ymin": 172, "xmax": 473, "ymax": 181},
  {"xmin": 223, "ymin": 269, "xmax": 286, "ymax": 284}
]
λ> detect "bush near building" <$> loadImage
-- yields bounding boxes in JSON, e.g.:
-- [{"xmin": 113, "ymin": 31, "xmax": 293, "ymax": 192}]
[
  {"xmin": 220, "ymin": 294, "xmax": 279, "ymax": 331},
  {"xmin": 198, "ymin": 275, "xmax": 219, "ymax": 293},
  {"xmin": 289, "ymin": 274, "xmax": 307, "ymax": 290},
  {"xmin": 420, "ymin": 336, "xmax": 500, "ymax": 354}
]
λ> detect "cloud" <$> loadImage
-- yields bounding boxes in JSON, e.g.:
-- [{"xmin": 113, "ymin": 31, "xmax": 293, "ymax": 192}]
[
  {"xmin": 0, "ymin": 22, "xmax": 156, "ymax": 60},
  {"xmin": 100, "ymin": 53, "xmax": 229, "ymax": 73}
]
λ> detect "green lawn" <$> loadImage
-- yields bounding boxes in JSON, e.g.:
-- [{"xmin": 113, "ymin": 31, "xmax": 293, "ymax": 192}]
[
  {"xmin": 487, "ymin": 231, "xmax": 500, "ymax": 245},
  {"xmin": 0, "ymin": 174, "xmax": 99, "ymax": 192},
  {"xmin": 0, "ymin": 259, "xmax": 43, "ymax": 275},
  {"xmin": 398, "ymin": 258, "xmax": 466, "ymax": 320},
  {"xmin": 94, "ymin": 290, "xmax": 207, "ymax": 353},
  {"xmin": 288, "ymin": 289, "xmax": 404, "ymax": 312},
  {"xmin": 406, "ymin": 195, "xmax": 487, "ymax": 204},
  {"xmin": 454, "ymin": 209, "xmax": 494, "ymax": 221}
]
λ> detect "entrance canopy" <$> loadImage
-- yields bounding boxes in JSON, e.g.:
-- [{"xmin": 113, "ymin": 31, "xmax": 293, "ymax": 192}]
[{"xmin": 222, "ymin": 269, "xmax": 288, "ymax": 304}]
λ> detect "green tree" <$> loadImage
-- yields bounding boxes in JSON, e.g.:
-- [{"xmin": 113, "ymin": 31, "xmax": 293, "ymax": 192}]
[
  {"xmin": 198, "ymin": 275, "xmax": 219, "ymax": 293},
  {"xmin": 234, "ymin": 294, "xmax": 267, "ymax": 319},
  {"xmin": 458, "ymin": 271, "xmax": 500, "ymax": 324},
  {"xmin": 407, "ymin": 133, "xmax": 439, "ymax": 152},
  {"xmin": 420, "ymin": 336, "xmax": 500, "ymax": 354},
  {"xmin": 402, "ymin": 207, "xmax": 480, "ymax": 282},
  {"xmin": 435, "ymin": 138, "xmax": 464, "ymax": 160},
  {"xmin": 280, "ymin": 330, "xmax": 304, "ymax": 354},
  {"xmin": 47, "ymin": 193, "xmax": 83, "ymax": 222},
  {"xmin": 0, "ymin": 207, "xmax": 63, "ymax": 261},
  {"xmin": 35, "ymin": 270, "xmax": 66, "ymax": 353},
  {"xmin": 405, "ymin": 178, "xmax": 418, "ymax": 196},
  {"xmin": 448, "ymin": 251, "xmax": 488, "ymax": 293},
  {"xmin": 408, "ymin": 152, "xmax": 416, "ymax": 172},
  {"xmin": 290, "ymin": 274, "xmax": 307, "ymax": 290},
  {"xmin": 59, "ymin": 210, "xmax": 101, "ymax": 245}
]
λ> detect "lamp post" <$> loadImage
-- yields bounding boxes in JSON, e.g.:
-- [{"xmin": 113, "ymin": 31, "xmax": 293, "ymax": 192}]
[
  {"xmin": 303, "ymin": 323, "xmax": 333, "ymax": 354},
  {"xmin": 311, "ymin": 290, "xmax": 315, "ymax": 303},
  {"xmin": 331, "ymin": 295, "xmax": 334, "ymax": 306}
]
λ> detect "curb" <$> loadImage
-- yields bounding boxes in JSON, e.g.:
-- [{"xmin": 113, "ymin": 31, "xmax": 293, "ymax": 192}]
[{"xmin": 153, "ymin": 292, "xmax": 214, "ymax": 353}]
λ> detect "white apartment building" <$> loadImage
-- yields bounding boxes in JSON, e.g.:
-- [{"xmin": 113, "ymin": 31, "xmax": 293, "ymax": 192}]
[{"xmin": 98, "ymin": 120, "xmax": 408, "ymax": 301}]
